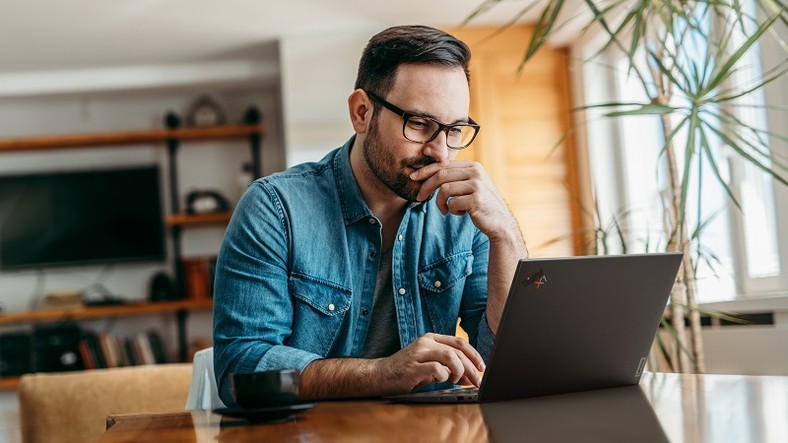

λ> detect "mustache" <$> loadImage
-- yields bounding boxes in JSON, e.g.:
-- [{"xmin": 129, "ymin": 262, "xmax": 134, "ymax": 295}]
[{"xmin": 405, "ymin": 157, "xmax": 435, "ymax": 169}]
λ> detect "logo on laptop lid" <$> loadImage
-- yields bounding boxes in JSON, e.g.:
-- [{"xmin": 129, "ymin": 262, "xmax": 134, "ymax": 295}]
[{"xmin": 524, "ymin": 269, "xmax": 547, "ymax": 289}]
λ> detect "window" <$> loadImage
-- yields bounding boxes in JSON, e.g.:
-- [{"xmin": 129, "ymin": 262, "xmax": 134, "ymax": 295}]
[{"xmin": 572, "ymin": 3, "xmax": 787, "ymax": 303}]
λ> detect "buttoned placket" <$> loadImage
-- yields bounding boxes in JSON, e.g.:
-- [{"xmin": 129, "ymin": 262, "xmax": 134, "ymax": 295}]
[
  {"xmin": 351, "ymin": 215, "xmax": 383, "ymax": 354},
  {"xmin": 391, "ymin": 208, "xmax": 421, "ymax": 347}
]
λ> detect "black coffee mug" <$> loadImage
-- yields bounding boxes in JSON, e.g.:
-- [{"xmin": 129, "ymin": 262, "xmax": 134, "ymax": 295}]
[{"xmin": 232, "ymin": 368, "xmax": 300, "ymax": 408}]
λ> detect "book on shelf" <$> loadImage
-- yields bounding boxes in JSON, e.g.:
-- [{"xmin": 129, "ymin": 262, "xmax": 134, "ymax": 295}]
[
  {"xmin": 98, "ymin": 332, "xmax": 124, "ymax": 368},
  {"xmin": 147, "ymin": 330, "xmax": 168, "ymax": 364},
  {"xmin": 123, "ymin": 337, "xmax": 139, "ymax": 366},
  {"xmin": 78, "ymin": 340, "xmax": 95, "ymax": 370},
  {"xmin": 131, "ymin": 330, "xmax": 168, "ymax": 365},
  {"xmin": 115, "ymin": 336, "xmax": 131, "ymax": 367},
  {"xmin": 78, "ymin": 332, "xmax": 106, "ymax": 370},
  {"xmin": 4, "ymin": 324, "xmax": 173, "ymax": 380},
  {"xmin": 133, "ymin": 333, "xmax": 154, "ymax": 365}
]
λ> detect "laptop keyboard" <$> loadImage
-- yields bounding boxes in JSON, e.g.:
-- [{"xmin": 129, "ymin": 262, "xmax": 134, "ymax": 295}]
[
  {"xmin": 429, "ymin": 387, "xmax": 478, "ymax": 395},
  {"xmin": 386, "ymin": 386, "xmax": 480, "ymax": 403},
  {"xmin": 408, "ymin": 386, "xmax": 479, "ymax": 401}
]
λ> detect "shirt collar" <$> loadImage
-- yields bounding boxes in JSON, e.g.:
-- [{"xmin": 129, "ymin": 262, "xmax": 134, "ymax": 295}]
[{"xmin": 333, "ymin": 136, "xmax": 428, "ymax": 226}]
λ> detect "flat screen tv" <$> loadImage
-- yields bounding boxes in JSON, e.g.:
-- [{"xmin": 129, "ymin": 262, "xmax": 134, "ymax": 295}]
[{"xmin": 0, "ymin": 166, "xmax": 165, "ymax": 270}]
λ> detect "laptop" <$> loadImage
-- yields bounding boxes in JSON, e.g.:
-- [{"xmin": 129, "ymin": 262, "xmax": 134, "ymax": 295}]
[{"xmin": 387, "ymin": 253, "xmax": 683, "ymax": 403}]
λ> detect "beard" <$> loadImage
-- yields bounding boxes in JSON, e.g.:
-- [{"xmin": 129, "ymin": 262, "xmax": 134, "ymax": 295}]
[{"xmin": 363, "ymin": 116, "xmax": 435, "ymax": 202}]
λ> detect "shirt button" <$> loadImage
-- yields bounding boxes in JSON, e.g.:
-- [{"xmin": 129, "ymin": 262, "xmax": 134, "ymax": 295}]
[
  {"xmin": 370, "ymin": 251, "xmax": 377, "ymax": 258},
  {"xmin": 398, "ymin": 288, "xmax": 406, "ymax": 296},
  {"xmin": 328, "ymin": 303, "xmax": 335, "ymax": 312},
  {"xmin": 433, "ymin": 280, "xmax": 442, "ymax": 288},
  {"xmin": 398, "ymin": 235, "xmax": 403, "ymax": 241},
  {"xmin": 368, "ymin": 218, "xmax": 376, "ymax": 224},
  {"xmin": 362, "ymin": 309, "xmax": 369, "ymax": 316}
]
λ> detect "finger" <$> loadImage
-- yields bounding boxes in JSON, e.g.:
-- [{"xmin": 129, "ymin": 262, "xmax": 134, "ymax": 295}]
[
  {"xmin": 431, "ymin": 335, "xmax": 486, "ymax": 371},
  {"xmin": 436, "ymin": 188, "xmax": 449, "ymax": 215},
  {"xmin": 435, "ymin": 182, "xmax": 474, "ymax": 215},
  {"xmin": 444, "ymin": 194, "xmax": 471, "ymax": 216},
  {"xmin": 411, "ymin": 363, "xmax": 449, "ymax": 391},
  {"xmin": 434, "ymin": 339, "xmax": 484, "ymax": 387},
  {"xmin": 413, "ymin": 166, "xmax": 473, "ymax": 202},
  {"xmin": 449, "ymin": 347, "xmax": 482, "ymax": 386},
  {"xmin": 419, "ymin": 343, "xmax": 478, "ymax": 386},
  {"xmin": 425, "ymin": 348, "xmax": 466, "ymax": 384},
  {"xmin": 410, "ymin": 161, "xmax": 473, "ymax": 181},
  {"xmin": 423, "ymin": 362, "xmax": 451, "ymax": 385},
  {"xmin": 457, "ymin": 375, "xmax": 474, "ymax": 387}
]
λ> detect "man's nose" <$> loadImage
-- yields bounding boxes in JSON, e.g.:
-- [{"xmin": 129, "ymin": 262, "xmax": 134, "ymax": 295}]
[{"xmin": 422, "ymin": 130, "xmax": 450, "ymax": 163}]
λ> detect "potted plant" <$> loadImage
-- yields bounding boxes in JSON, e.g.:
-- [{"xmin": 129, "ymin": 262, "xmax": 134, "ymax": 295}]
[{"xmin": 467, "ymin": 0, "xmax": 787, "ymax": 372}]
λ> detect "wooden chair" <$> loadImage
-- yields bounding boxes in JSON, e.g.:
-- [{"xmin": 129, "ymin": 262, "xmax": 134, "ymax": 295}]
[{"xmin": 17, "ymin": 363, "xmax": 192, "ymax": 443}]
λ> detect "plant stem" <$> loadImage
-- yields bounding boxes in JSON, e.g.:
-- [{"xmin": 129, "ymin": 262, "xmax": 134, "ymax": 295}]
[
  {"xmin": 652, "ymin": 34, "xmax": 705, "ymax": 372},
  {"xmin": 657, "ymin": 104, "xmax": 705, "ymax": 373}
]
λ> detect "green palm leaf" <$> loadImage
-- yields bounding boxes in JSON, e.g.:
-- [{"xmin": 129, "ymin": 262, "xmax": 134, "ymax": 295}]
[{"xmin": 701, "ymin": 7, "xmax": 783, "ymax": 95}]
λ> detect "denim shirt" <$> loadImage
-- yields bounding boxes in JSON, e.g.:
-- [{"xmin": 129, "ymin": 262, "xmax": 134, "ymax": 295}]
[{"xmin": 213, "ymin": 137, "xmax": 496, "ymax": 405}]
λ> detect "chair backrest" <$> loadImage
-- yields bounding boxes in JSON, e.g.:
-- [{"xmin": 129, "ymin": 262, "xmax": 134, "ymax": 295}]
[
  {"xmin": 18, "ymin": 363, "xmax": 192, "ymax": 443},
  {"xmin": 185, "ymin": 347, "xmax": 226, "ymax": 410}
]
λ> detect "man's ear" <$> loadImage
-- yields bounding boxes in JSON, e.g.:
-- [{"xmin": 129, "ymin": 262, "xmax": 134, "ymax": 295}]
[{"xmin": 348, "ymin": 89, "xmax": 373, "ymax": 134}]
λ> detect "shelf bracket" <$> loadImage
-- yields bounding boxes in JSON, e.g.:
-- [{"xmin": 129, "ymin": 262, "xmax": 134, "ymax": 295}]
[{"xmin": 244, "ymin": 106, "xmax": 263, "ymax": 179}]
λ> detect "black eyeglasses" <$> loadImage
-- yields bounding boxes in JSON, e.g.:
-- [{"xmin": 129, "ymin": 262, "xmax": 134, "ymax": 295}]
[{"xmin": 366, "ymin": 91, "xmax": 480, "ymax": 150}]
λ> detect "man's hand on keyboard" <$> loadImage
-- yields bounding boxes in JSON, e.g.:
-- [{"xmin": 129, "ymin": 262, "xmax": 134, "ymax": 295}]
[{"xmin": 377, "ymin": 333, "xmax": 485, "ymax": 394}]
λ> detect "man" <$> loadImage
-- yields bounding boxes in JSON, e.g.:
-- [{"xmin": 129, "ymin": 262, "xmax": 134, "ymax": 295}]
[{"xmin": 213, "ymin": 25, "xmax": 527, "ymax": 405}]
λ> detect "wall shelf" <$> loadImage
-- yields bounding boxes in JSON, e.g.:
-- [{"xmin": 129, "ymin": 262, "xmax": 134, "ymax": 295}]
[
  {"xmin": 0, "ymin": 299, "xmax": 213, "ymax": 390},
  {"xmin": 0, "ymin": 377, "xmax": 20, "ymax": 390},
  {"xmin": 0, "ymin": 299, "xmax": 212, "ymax": 326},
  {"xmin": 166, "ymin": 212, "xmax": 232, "ymax": 227},
  {"xmin": 0, "ymin": 124, "xmax": 261, "ymax": 153}
]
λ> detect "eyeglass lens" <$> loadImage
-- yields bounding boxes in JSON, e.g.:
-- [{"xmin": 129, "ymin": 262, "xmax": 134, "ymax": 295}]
[{"xmin": 404, "ymin": 116, "xmax": 476, "ymax": 149}]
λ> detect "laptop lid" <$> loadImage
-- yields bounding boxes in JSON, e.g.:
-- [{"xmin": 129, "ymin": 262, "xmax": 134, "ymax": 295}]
[{"xmin": 477, "ymin": 252, "xmax": 682, "ymax": 402}]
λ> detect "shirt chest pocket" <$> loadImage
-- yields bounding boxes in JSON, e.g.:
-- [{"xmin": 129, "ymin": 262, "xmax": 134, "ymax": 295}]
[
  {"xmin": 418, "ymin": 252, "xmax": 474, "ymax": 334},
  {"xmin": 289, "ymin": 274, "xmax": 352, "ymax": 356}
]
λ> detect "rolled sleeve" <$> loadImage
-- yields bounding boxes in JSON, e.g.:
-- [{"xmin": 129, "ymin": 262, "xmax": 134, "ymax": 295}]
[
  {"xmin": 458, "ymin": 228, "xmax": 495, "ymax": 364},
  {"xmin": 475, "ymin": 312, "xmax": 496, "ymax": 363},
  {"xmin": 213, "ymin": 181, "xmax": 306, "ymax": 407},
  {"xmin": 255, "ymin": 345, "xmax": 322, "ymax": 374}
]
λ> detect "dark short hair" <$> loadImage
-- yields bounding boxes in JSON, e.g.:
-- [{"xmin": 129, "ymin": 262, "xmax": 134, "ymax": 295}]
[{"xmin": 354, "ymin": 25, "xmax": 471, "ymax": 98}]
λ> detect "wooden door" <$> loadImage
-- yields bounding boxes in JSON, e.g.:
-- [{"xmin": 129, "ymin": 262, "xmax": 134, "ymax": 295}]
[{"xmin": 446, "ymin": 26, "xmax": 588, "ymax": 257}]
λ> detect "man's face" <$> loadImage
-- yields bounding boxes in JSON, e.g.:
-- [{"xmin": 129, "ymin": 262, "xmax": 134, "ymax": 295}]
[{"xmin": 362, "ymin": 64, "xmax": 470, "ymax": 202}]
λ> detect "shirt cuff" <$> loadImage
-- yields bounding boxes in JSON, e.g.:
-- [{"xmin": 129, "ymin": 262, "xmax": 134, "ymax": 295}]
[
  {"xmin": 255, "ymin": 344, "xmax": 323, "ymax": 374},
  {"xmin": 476, "ymin": 312, "xmax": 496, "ymax": 364}
]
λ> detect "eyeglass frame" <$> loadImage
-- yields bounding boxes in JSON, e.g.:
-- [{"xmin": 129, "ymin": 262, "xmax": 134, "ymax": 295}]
[{"xmin": 365, "ymin": 91, "xmax": 480, "ymax": 150}]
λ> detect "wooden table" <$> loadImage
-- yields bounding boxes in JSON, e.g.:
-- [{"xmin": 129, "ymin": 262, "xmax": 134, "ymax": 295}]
[{"xmin": 98, "ymin": 372, "xmax": 788, "ymax": 443}]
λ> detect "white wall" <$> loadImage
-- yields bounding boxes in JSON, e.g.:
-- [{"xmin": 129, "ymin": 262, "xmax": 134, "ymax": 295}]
[
  {"xmin": 701, "ymin": 297, "xmax": 788, "ymax": 376},
  {"xmin": 703, "ymin": 327, "xmax": 788, "ymax": 376},
  {"xmin": 279, "ymin": 29, "xmax": 373, "ymax": 165}
]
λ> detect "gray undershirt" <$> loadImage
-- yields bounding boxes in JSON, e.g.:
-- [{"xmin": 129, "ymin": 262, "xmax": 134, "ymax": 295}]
[{"xmin": 360, "ymin": 249, "xmax": 400, "ymax": 358}]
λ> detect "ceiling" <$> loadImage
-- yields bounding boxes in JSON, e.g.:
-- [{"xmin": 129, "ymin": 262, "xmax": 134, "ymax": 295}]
[{"xmin": 0, "ymin": 0, "xmax": 574, "ymax": 73}]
